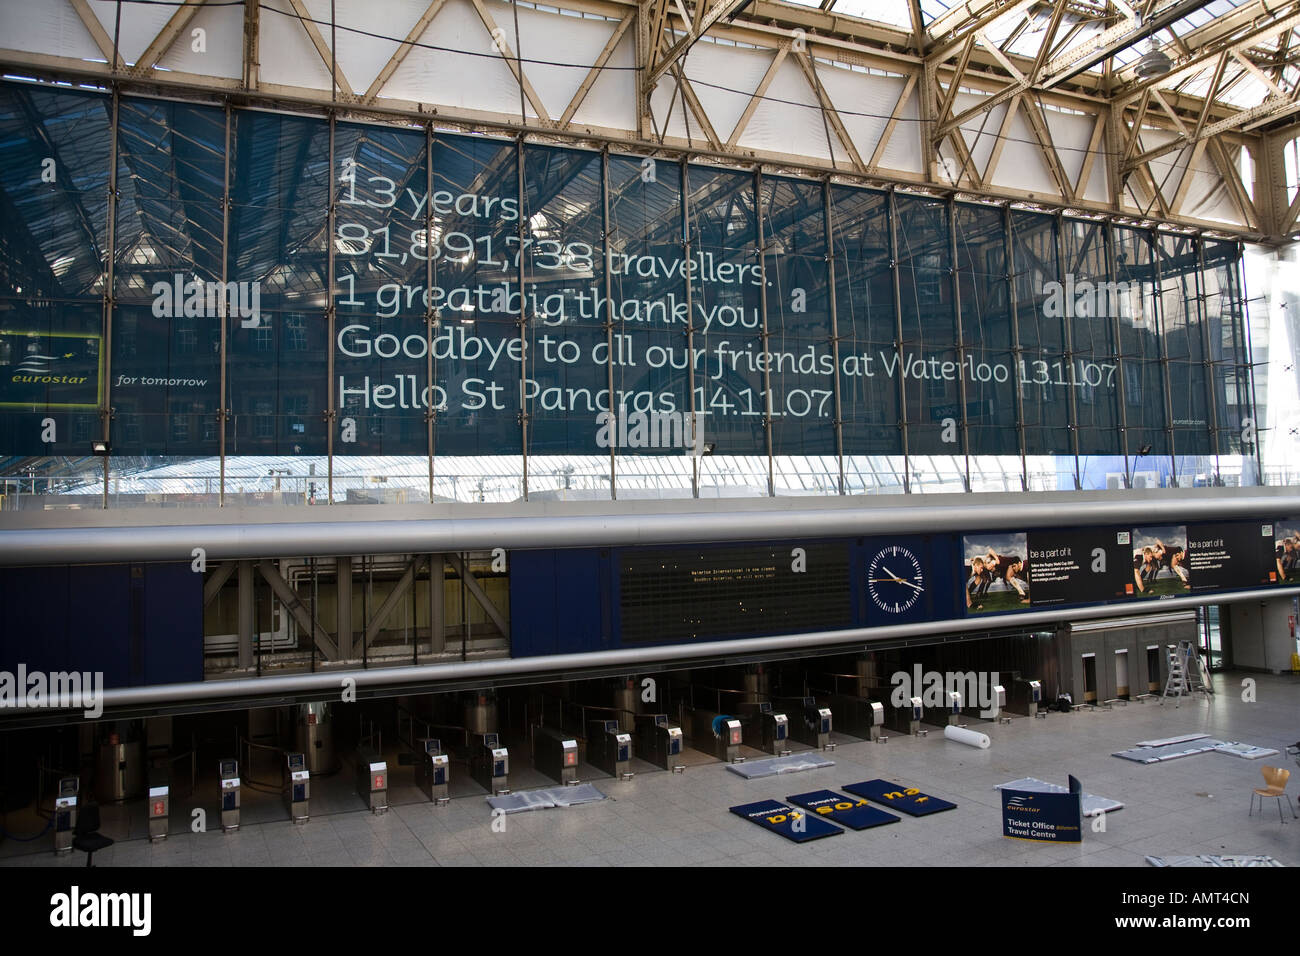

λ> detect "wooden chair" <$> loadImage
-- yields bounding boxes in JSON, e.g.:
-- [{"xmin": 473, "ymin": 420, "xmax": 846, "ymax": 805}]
[{"xmin": 1249, "ymin": 766, "xmax": 1296, "ymax": 823}]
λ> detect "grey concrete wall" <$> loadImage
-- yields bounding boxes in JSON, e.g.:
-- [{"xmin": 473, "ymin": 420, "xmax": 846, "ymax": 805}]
[
  {"xmin": 1228, "ymin": 597, "xmax": 1299, "ymax": 673},
  {"xmin": 1060, "ymin": 620, "xmax": 1197, "ymax": 701}
]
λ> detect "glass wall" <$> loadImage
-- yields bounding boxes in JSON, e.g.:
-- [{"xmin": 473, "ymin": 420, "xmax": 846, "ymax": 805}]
[{"xmin": 0, "ymin": 79, "xmax": 1259, "ymax": 508}]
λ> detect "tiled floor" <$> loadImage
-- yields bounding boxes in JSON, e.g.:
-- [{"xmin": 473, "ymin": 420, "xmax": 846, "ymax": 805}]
[{"xmin": 5, "ymin": 671, "xmax": 1298, "ymax": 867}]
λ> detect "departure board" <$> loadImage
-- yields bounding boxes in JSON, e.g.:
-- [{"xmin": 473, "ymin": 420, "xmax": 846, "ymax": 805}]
[{"xmin": 618, "ymin": 542, "xmax": 851, "ymax": 644}]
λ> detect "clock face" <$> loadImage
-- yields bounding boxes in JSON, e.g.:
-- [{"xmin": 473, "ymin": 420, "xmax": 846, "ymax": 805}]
[{"xmin": 868, "ymin": 545, "xmax": 925, "ymax": 614}]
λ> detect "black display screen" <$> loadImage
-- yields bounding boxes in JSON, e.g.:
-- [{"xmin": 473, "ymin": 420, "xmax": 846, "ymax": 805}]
[{"xmin": 619, "ymin": 542, "xmax": 851, "ymax": 644}]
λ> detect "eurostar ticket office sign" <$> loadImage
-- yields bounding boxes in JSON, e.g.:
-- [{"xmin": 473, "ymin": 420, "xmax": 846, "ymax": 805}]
[{"xmin": 1001, "ymin": 781, "xmax": 1083, "ymax": 844}]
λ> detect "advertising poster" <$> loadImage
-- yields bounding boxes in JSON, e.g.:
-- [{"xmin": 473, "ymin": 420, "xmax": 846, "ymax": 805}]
[
  {"xmin": 960, "ymin": 532, "xmax": 1030, "ymax": 614},
  {"xmin": 1184, "ymin": 521, "xmax": 1274, "ymax": 592},
  {"xmin": 1273, "ymin": 519, "xmax": 1300, "ymax": 585},
  {"xmin": 1025, "ymin": 528, "xmax": 1131, "ymax": 606},
  {"xmin": 1128, "ymin": 525, "xmax": 1191, "ymax": 598},
  {"xmin": 0, "ymin": 331, "xmax": 102, "ymax": 409}
]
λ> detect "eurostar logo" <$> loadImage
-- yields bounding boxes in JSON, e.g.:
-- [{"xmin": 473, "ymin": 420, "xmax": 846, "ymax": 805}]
[{"xmin": 0, "ymin": 332, "xmax": 102, "ymax": 408}]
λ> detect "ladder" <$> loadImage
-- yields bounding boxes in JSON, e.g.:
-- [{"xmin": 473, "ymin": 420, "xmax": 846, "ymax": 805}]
[{"xmin": 1162, "ymin": 641, "xmax": 1211, "ymax": 702}]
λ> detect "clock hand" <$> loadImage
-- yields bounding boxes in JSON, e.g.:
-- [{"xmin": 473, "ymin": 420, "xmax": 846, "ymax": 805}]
[{"xmin": 879, "ymin": 565, "xmax": 924, "ymax": 591}]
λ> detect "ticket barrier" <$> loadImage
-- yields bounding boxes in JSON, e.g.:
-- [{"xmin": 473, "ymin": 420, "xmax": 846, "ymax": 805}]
[
  {"xmin": 357, "ymin": 746, "xmax": 388, "ymax": 813},
  {"xmin": 588, "ymin": 720, "xmax": 632, "ymax": 779},
  {"xmin": 534, "ymin": 727, "xmax": 580, "ymax": 785},
  {"xmin": 784, "ymin": 698, "xmax": 832, "ymax": 751},
  {"xmin": 147, "ymin": 770, "xmax": 169, "ymax": 842},
  {"xmin": 961, "ymin": 684, "xmax": 1008, "ymax": 723},
  {"xmin": 219, "ymin": 759, "xmax": 240, "ymax": 832},
  {"xmin": 902, "ymin": 696, "xmax": 926, "ymax": 736},
  {"xmin": 471, "ymin": 732, "xmax": 510, "ymax": 795},
  {"xmin": 752, "ymin": 702, "xmax": 790, "ymax": 756},
  {"xmin": 635, "ymin": 714, "xmax": 684, "ymax": 772},
  {"xmin": 415, "ymin": 739, "xmax": 450, "ymax": 804},
  {"xmin": 807, "ymin": 690, "xmax": 887, "ymax": 743},
  {"xmin": 922, "ymin": 691, "xmax": 964, "ymax": 727},
  {"xmin": 691, "ymin": 711, "xmax": 743, "ymax": 762},
  {"xmin": 286, "ymin": 752, "xmax": 310, "ymax": 822},
  {"xmin": 1006, "ymin": 678, "xmax": 1045, "ymax": 718},
  {"xmin": 859, "ymin": 686, "xmax": 927, "ymax": 736},
  {"xmin": 53, "ymin": 776, "xmax": 78, "ymax": 855},
  {"xmin": 946, "ymin": 691, "xmax": 964, "ymax": 726}
]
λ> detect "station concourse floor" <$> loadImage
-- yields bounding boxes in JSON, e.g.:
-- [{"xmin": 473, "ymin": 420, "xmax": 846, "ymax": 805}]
[{"xmin": 4, "ymin": 670, "xmax": 1298, "ymax": 868}]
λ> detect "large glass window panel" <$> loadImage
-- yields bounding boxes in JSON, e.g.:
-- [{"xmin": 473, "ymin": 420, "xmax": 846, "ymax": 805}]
[
  {"xmin": 1113, "ymin": 225, "xmax": 1162, "ymax": 356},
  {"xmin": 1113, "ymin": 225, "xmax": 1169, "ymax": 482},
  {"xmin": 955, "ymin": 203, "xmax": 1016, "ymax": 485},
  {"xmin": 687, "ymin": 165, "xmax": 766, "ymax": 494},
  {"xmin": 761, "ymin": 175, "xmax": 835, "ymax": 493},
  {"xmin": 225, "ymin": 110, "xmax": 329, "ymax": 502},
  {"xmin": 830, "ymin": 184, "xmax": 902, "ymax": 490},
  {"xmin": 521, "ymin": 143, "xmax": 608, "ymax": 497},
  {"xmin": 331, "ymin": 120, "xmax": 432, "ymax": 506},
  {"xmin": 1170, "ymin": 355, "xmax": 1213, "ymax": 484},
  {"xmin": 1061, "ymin": 218, "xmax": 1122, "ymax": 463},
  {"xmin": 1011, "ymin": 211, "xmax": 1063, "ymax": 353},
  {"xmin": 426, "ymin": 133, "xmax": 522, "ymax": 501},
  {"xmin": 606, "ymin": 153, "xmax": 693, "ymax": 498},
  {"xmin": 1011, "ymin": 211, "xmax": 1075, "ymax": 487},
  {"xmin": 964, "ymin": 349, "xmax": 1018, "ymax": 454},
  {"xmin": 1158, "ymin": 232, "xmax": 1206, "ymax": 365},
  {"xmin": 0, "ymin": 83, "xmax": 112, "ymax": 502},
  {"xmin": 896, "ymin": 195, "xmax": 956, "ymax": 347},
  {"xmin": 107, "ymin": 99, "xmax": 226, "ymax": 502},
  {"xmin": 1203, "ymin": 239, "xmax": 1248, "ymax": 363},
  {"xmin": 954, "ymin": 203, "xmax": 1011, "ymax": 352},
  {"xmin": 896, "ymin": 196, "xmax": 961, "ymax": 482}
]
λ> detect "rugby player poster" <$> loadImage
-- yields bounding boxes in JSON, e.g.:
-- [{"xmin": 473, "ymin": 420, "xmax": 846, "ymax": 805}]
[
  {"xmin": 1128, "ymin": 525, "xmax": 1192, "ymax": 598},
  {"xmin": 1272, "ymin": 519, "xmax": 1300, "ymax": 585},
  {"xmin": 1183, "ymin": 521, "xmax": 1273, "ymax": 592},
  {"xmin": 961, "ymin": 533, "xmax": 1031, "ymax": 614}
]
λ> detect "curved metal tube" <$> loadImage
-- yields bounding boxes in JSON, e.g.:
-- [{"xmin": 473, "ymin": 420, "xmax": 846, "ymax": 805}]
[
  {"xmin": 7, "ymin": 585, "xmax": 1291, "ymax": 712},
  {"xmin": 2, "ymin": 490, "xmax": 1297, "ymax": 565}
]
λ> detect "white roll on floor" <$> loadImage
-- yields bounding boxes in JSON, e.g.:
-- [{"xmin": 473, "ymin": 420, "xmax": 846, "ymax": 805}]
[{"xmin": 944, "ymin": 725, "xmax": 990, "ymax": 749}]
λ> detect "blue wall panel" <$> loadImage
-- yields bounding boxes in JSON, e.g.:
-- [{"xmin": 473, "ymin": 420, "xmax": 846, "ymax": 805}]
[
  {"xmin": 143, "ymin": 562, "xmax": 203, "ymax": 685},
  {"xmin": 69, "ymin": 564, "xmax": 131, "ymax": 688},
  {"xmin": 509, "ymin": 548, "xmax": 605, "ymax": 657},
  {"xmin": 0, "ymin": 566, "xmax": 70, "ymax": 676}
]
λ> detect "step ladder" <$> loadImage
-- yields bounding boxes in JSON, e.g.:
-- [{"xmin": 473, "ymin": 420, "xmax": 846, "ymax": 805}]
[{"xmin": 1161, "ymin": 641, "xmax": 1211, "ymax": 703}]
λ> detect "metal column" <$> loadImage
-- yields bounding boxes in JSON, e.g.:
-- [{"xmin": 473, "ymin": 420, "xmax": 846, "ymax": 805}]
[
  {"xmin": 1003, "ymin": 205, "xmax": 1029, "ymax": 490},
  {"xmin": 219, "ymin": 101, "xmax": 231, "ymax": 506},
  {"xmin": 1194, "ymin": 236, "xmax": 1223, "ymax": 483},
  {"xmin": 682, "ymin": 161, "xmax": 699, "ymax": 498},
  {"xmin": 426, "ymin": 120, "xmax": 437, "ymax": 503},
  {"xmin": 755, "ymin": 169, "xmax": 775, "ymax": 497},
  {"xmin": 99, "ymin": 86, "xmax": 121, "ymax": 508},
  {"xmin": 948, "ymin": 198, "xmax": 972, "ymax": 491},
  {"xmin": 602, "ymin": 147, "xmax": 617, "ymax": 499},
  {"xmin": 1102, "ymin": 222, "xmax": 1133, "ymax": 486},
  {"xmin": 517, "ymin": 136, "xmax": 530, "ymax": 501},
  {"xmin": 1053, "ymin": 213, "xmax": 1082, "ymax": 490},
  {"xmin": 336, "ymin": 555, "xmax": 353, "ymax": 660},
  {"xmin": 326, "ymin": 111, "xmax": 338, "ymax": 503},
  {"xmin": 238, "ymin": 560, "xmax": 255, "ymax": 670},
  {"xmin": 1150, "ymin": 231, "xmax": 1179, "ymax": 485},
  {"xmin": 822, "ymin": 180, "xmax": 846, "ymax": 495},
  {"xmin": 428, "ymin": 553, "xmax": 445, "ymax": 654},
  {"xmin": 886, "ymin": 189, "xmax": 911, "ymax": 493}
]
